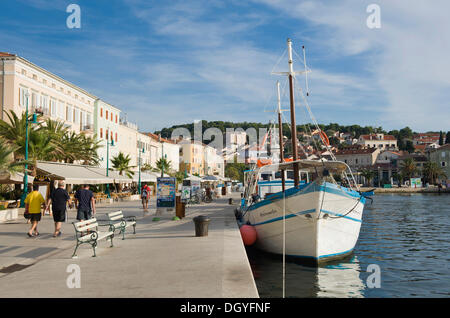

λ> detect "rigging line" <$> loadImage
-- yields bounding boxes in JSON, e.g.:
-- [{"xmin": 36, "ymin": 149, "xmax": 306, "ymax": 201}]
[
  {"xmin": 296, "ymin": 79, "xmax": 359, "ymax": 191},
  {"xmin": 282, "ymin": 188, "xmax": 286, "ymax": 299},
  {"xmin": 281, "ymin": 111, "xmax": 308, "ymax": 158},
  {"xmin": 271, "ymin": 48, "xmax": 287, "ymax": 75}
]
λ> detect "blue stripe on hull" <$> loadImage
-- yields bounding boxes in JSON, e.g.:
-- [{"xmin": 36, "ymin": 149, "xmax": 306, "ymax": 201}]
[
  {"xmin": 286, "ymin": 248, "xmax": 355, "ymax": 261},
  {"xmin": 246, "ymin": 182, "xmax": 365, "ymax": 212}
]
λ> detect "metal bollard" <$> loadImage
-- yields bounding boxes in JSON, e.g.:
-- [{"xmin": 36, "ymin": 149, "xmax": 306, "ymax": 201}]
[
  {"xmin": 193, "ymin": 215, "xmax": 211, "ymax": 237},
  {"xmin": 228, "ymin": 198, "xmax": 233, "ymax": 205}
]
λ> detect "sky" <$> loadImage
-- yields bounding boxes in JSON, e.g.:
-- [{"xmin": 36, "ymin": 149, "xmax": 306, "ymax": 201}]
[{"xmin": 1, "ymin": 0, "xmax": 449, "ymax": 133}]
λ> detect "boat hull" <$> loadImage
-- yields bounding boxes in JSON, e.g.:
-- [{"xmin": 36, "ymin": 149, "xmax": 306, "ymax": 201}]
[{"xmin": 243, "ymin": 182, "xmax": 365, "ymax": 264}]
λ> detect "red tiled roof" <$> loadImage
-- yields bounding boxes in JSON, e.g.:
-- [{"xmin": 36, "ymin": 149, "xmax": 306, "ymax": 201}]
[
  {"xmin": 335, "ymin": 148, "xmax": 378, "ymax": 155},
  {"xmin": 0, "ymin": 52, "xmax": 15, "ymax": 57},
  {"xmin": 143, "ymin": 132, "xmax": 176, "ymax": 144},
  {"xmin": 360, "ymin": 134, "xmax": 396, "ymax": 141}
]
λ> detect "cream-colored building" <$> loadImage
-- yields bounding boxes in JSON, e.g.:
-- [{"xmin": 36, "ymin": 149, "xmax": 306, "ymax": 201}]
[
  {"xmin": 178, "ymin": 139, "xmax": 224, "ymax": 177},
  {"xmin": 335, "ymin": 147, "xmax": 381, "ymax": 171},
  {"xmin": 0, "ymin": 52, "xmax": 96, "ymax": 135},
  {"xmin": 358, "ymin": 133, "xmax": 397, "ymax": 150}
]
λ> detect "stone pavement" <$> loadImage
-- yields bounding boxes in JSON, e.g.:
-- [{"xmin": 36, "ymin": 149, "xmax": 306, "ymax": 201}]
[{"xmin": 0, "ymin": 194, "xmax": 259, "ymax": 298}]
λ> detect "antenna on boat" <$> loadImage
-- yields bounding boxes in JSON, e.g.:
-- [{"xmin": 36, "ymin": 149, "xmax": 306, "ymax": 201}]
[
  {"xmin": 303, "ymin": 45, "xmax": 310, "ymax": 96},
  {"xmin": 277, "ymin": 81, "xmax": 286, "ymax": 192},
  {"xmin": 287, "ymin": 38, "xmax": 300, "ymax": 188}
]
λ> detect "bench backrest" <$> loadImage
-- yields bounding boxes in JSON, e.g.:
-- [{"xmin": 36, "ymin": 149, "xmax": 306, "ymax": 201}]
[
  {"xmin": 74, "ymin": 218, "xmax": 98, "ymax": 232},
  {"xmin": 107, "ymin": 211, "xmax": 124, "ymax": 221}
]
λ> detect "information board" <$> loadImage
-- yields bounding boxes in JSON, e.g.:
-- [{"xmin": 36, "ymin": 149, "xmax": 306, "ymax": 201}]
[{"xmin": 157, "ymin": 177, "xmax": 176, "ymax": 208}]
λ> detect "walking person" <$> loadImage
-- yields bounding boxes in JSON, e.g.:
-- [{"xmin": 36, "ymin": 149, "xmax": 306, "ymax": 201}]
[
  {"xmin": 74, "ymin": 184, "xmax": 96, "ymax": 221},
  {"xmin": 45, "ymin": 181, "xmax": 71, "ymax": 237},
  {"xmin": 141, "ymin": 184, "xmax": 149, "ymax": 211},
  {"xmin": 24, "ymin": 184, "xmax": 45, "ymax": 237}
]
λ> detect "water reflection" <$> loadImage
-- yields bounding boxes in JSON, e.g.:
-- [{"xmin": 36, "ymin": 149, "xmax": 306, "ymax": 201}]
[
  {"xmin": 247, "ymin": 247, "xmax": 365, "ymax": 298},
  {"xmin": 247, "ymin": 194, "xmax": 450, "ymax": 298}
]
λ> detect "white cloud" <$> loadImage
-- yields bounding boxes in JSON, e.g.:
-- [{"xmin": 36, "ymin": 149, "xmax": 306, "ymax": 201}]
[{"xmin": 254, "ymin": 0, "xmax": 450, "ymax": 131}]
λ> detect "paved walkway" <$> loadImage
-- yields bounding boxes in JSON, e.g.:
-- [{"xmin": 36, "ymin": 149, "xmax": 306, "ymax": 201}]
[{"xmin": 0, "ymin": 194, "xmax": 258, "ymax": 298}]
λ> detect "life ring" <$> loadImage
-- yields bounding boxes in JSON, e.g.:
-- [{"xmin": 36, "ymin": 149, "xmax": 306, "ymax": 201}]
[{"xmin": 319, "ymin": 130, "xmax": 330, "ymax": 147}]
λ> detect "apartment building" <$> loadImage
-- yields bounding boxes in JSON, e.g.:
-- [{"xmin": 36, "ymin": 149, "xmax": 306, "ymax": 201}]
[
  {"xmin": 428, "ymin": 144, "xmax": 450, "ymax": 185},
  {"xmin": 357, "ymin": 133, "xmax": 397, "ymax": 150},
  {"xmin": 335, "ymin": 147, "xmax": 381, "ymax": 171},
  {"xmin": 0, "ymin": 52, "xmax": 96, "ymax": 135}
]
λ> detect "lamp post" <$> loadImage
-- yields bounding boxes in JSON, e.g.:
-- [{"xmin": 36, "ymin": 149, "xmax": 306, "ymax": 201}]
[
  {"xmin": 105, "ymin": 129, "xmax": 114, "ymax": 198},
  {"xmin": 20, "ymin": 91, "xmax": 38, "ymax": 207},
  {"xmin": 138, "ymin": 145, "xmax": 145, "ymax": 194}
]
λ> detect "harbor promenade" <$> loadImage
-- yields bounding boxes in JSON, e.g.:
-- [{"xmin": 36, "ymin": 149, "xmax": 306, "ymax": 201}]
[{"xmin": 0, "ymin": 194, "xmax": 258, "ymax": 298}]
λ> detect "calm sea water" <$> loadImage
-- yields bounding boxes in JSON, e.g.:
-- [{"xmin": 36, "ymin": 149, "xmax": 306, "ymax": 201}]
[{"xmin": 246, "ymin": 193, "xmax": 450, "ymax": 298}]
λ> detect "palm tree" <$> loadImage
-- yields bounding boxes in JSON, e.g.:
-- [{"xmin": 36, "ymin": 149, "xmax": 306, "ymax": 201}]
[
  {"xmin": 28, "ymin": 132, "xmax": 56, "ymax": 176},
  {"xmin": 0, "ymin": 110, "xmax": 39, "ymax": 160},
  {"xmin": 0, "ymin": 141, "xmax": 30, "ymax": 179},
  {"xmin": 399, "ymin": 158, "xmax": 417, "ymax": 181},
  {"xmin": 359, "ymin": 169, "xmax": 375, "ymax": 186},
  {"xmin": 156, "ymin": 157, "xmax": 172, "ymax": 174},
  {"xmin": 78, "ymin": 134, "xmax": 102, "ymax": 165},
  {"xmin": 111, "ymin": 152, "xmax": 135, "ymax": 178},
  {"xmin": 422, "ymin": 162, "xmax": 446, "ymax": 185}
]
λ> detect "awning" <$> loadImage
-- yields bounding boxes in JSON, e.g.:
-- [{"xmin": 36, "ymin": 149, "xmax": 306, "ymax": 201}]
[
  {"xmin": 185, "ymin": 174, "xmax": 202, "ymax": 181},
  {"xmin": 84, "ymin": 166, "xmax": 133, "ymax": 184},
  {"xmin": 36, "ymin": 161, "xmax": 114, "ymax": 185},
  {"xmin": 132, "ymin": 172, "xmax": 157, "ymax": 183},
  {"xmin": 0, "ymin": 172, "xmax": 34, "ymax": 184}
]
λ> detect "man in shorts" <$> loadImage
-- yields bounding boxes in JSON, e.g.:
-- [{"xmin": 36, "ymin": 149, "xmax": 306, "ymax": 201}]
[
  {"xmin": 74, "ymin": 184, "xmax": 96, "ymax": 221},
  {"xmin": 45, "ymin": 181, "xmax": 71, "ymax": 237},
  {"xmin": 24, "ymin": 184, "xmax": 45, "ymax": 237}
]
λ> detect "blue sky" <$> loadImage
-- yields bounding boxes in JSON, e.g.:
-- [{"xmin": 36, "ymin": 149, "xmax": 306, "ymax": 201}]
[{"xmin": 1, "ymin": 0, "xmax": 449, "ymax": 133}]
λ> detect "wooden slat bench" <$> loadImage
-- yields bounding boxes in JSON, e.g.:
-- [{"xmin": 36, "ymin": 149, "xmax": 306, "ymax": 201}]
[
  {"xmin": 72, "ymin": 218, "xmax": 114, "ymax": 258},
  {"xmin": 106, "ymin": 210, "xmax": 136, "ymax": 240}
]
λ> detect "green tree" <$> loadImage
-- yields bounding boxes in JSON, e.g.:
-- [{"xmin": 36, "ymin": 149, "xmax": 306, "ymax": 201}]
[
  {"xmin": 0, "ymin": 110, "xmax": 39, "ymax": 160},
  {"xmin": 156, "ymin": 157, "xmax": 172, "ymax": 174},
  {"xmin": 111, "ymin": 152, "xmax": 135, "ymax": 178},
  {"xmin": 399, "ymin": 158, "xmax": 417, "ymax": 181},
  {"xmin": 0, "ymin": 141, "xmax": 30, "ymax": 178},
  {"xmin": 439, "ymin": 131, "xmax": 444, "ymax": 146},
  {"xmin": 422, "ymin": 162, "xmax": 446, "ymax": 185},
  {"xmin": 445, "ymin": 131, "xmax": 450, "ymax": 144},
  {"xmin": 359, "ymin": 169, "xmax": 375, "ymax": 186}
]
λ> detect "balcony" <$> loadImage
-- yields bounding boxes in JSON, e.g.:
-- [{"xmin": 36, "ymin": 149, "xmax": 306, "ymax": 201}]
[
  {"xmin": 81, "ymin": 124, "xmax": 94, "ymax": 133},
  {"xmin": 31, "ymin": 106, "xmax": 50, "ymax": 118}
]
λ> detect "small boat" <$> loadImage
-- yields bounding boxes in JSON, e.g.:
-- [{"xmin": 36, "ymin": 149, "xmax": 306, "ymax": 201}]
[{"xmin": 238, "ymin": 39, "xmax": 366, "ymax": 265}]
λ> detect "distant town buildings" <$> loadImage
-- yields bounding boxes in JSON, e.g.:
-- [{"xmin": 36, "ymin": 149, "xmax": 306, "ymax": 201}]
[{"xmin": 357, "ymin": 133, "xmax": 397, "ymax": 150}]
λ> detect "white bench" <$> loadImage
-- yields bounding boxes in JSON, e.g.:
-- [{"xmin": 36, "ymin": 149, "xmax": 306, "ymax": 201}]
[
  {"xmin": 72, "ymin": 218, "xmax": 114, "ymax": 258},
  {"xmin": 106, "ymin": 211, "xmax": 136, "ymax": 240}
]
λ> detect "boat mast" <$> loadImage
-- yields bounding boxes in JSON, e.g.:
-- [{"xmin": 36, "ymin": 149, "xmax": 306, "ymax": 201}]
[
  {"xmin": 277, "ymin": 81, "xmax": 286, "ymax": 192},
  {"xmin": 287, "ymin": 38, "xmax": 300, "ymax": 187}
]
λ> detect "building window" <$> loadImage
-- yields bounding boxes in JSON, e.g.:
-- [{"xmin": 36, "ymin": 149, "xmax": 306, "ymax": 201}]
[
  {"xmin": 50, "ymin": 98, "xmax": 57, "ymax": 116},
  {"xmin": 100, "ymin": 128, "xmax": 103, "ymax": 138},
  {"xmin": 106, "ymin": 110, "xmax": 109, "ymax": 120},
  {"xmin": 115, "ymin": 133, "xmax": 118, "ymax": 142},
  {"xmin": 67, "ymin": 105, "xmax": 73, "ymax": 122},
  {"xmin": 100, "ymin": 108, "xmax": 103, "ymax": 118},
  {"xmin": 115, "ymin": 115, "xmax": 118, "ymax": 123},
  {"xmin": 442, "ymin": 162, "xmax": 447, "ymax": 167},
  {"xmin": 19, "ymin": 87, "xmax": 28, "ymax": 107},
  {"xmin": 106, "ymin": 129, "xmax": 108, "ymax": 140},
  {"xmin": 111, "ymin": 131, "xmax": 113, "ymax": 141}
]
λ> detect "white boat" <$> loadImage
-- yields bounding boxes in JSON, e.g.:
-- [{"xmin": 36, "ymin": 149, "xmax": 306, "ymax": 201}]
[{"xmin": 239, "ymin": 39, "xmax": 366, "ymax": 265}]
